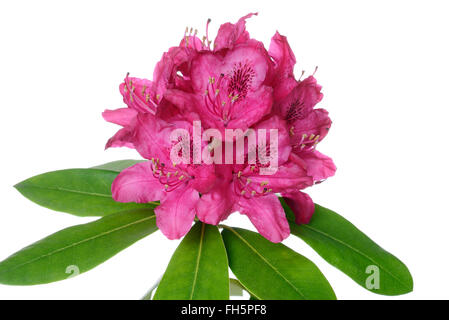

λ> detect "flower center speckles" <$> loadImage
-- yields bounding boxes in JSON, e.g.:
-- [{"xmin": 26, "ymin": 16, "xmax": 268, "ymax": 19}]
[
  {"xmin": 285, "ymin": 99, "xmax": 305, "ymax": 123},
  {"xmin": 227, "ymin": 62, "xmax": 255, "ymax": 100},
  {"xmin": 202, "ymin": 62, "xmax": 255, "ymax": 125}
]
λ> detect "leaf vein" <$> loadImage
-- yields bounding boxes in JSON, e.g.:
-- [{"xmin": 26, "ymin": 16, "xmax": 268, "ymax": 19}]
[
  {"xmin": 226, "ymin": 226, "xmax": 306, "ymax": 299},
  {"xmin": 299, "ymin": 223, "xmax": 408, "ymax": 288},
  {"xmin": 0, "ymin": 215, "xmax": 156, "ymax": 275},
  {"xmin": 189, "ymin": 223, "xmax": 205, "ymax": 300}
]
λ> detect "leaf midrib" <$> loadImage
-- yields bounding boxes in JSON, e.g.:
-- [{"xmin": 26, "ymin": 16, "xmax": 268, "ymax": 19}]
[
  {"xmin": 17, "ymin": 184, "xmax": 160, "ymax": 207},
  {"xmin": 0, "ymin": 215, "xmax": 156, "ymax": 276},
  {"xmin": 226, "ymin": 226, "xmax": 306, "ymax": 299},
  {"xmin": 295, "ymin": 221, "xmax": 409, "ymax": 289},
  {"xmin": 189, "ymin": 223, "xmax": 205, "ymax": 300},
  {"xmin": 18, "ymin": 184, "xmax": 112, "ymax": 198}
]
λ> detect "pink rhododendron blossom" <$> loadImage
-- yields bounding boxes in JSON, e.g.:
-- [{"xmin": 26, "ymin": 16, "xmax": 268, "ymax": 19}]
[{"xmin": 104, "ymin": 13, "xmax": 336, "ymax": 242}]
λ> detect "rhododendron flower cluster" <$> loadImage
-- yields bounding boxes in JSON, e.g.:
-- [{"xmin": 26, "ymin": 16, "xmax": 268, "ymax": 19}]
[{"xmin": 103, "ymin": 13, "xmax": 336, "ymax": 243}]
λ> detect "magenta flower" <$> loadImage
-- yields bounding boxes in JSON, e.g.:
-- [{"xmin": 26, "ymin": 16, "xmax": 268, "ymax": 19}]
[
  {"xmin": 196, "ymin": 116, "xmax": 313, "ymax": 242},
  {"xmin": 104, "ymin": 13, "xmax": 336, "ymax": 242},
  {"xmin": 276, "ymin": 75, "xmax": 336, "ymax": 183},
  {"xmin": 111, "ymin": 114, "xmax": 215, "ymax": 239}
]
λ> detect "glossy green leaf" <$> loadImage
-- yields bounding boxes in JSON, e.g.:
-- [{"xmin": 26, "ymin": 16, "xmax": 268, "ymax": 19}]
[
  {"xmin": 281, "ymin": 199, "xmax": 413, "ymax": 295},
  {"xmin": 154, "ymin": 222, "xmax": 229, "ymax": 300},
  {"xmin": 91, "ymin": 159, "xmax": 145, "ymax": 172},
  {"xmin": 221, "ymin": 226, "xmax": 336, "ymax": 300},
  {"xmin": 0, "ymin": 208, "xmax": 157, "ymax": 285},
  {"xmin": 14, "ymin": 168, "xmax": 156, "ymax": 217}
]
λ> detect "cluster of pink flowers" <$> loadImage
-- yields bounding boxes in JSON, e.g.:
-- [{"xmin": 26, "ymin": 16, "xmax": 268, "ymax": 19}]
[{"xmin": 103, "ymin": 13, "xmax": 336, "ymax": 243}]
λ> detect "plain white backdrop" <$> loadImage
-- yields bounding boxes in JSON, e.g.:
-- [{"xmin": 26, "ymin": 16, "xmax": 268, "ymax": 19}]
[{"xmin": 0, "ymin": 0, "xmax": 448, "ymax": 300}]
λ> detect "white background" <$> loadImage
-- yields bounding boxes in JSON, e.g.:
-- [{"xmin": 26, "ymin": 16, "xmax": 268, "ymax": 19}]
[{"xmin": 0, "ymin": 0, "xmax": 448, "ymax": 300}]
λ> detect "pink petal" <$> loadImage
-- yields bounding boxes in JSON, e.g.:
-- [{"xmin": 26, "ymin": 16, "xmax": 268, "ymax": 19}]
[
  {"xmin": 269, "ymin": 31, "xmax": 296, "ymax": 76},
  {"xmin": 291, "ymin": 108, "xmax": 332, "ymax": 147},
  {"xmin": 188, "ymin": 164, "xmax": 216, "ymax": 194},
  {"xmin": 102, "ymin": 108, "xmax": 137, "ymax": 127},
  {"xmin": 105, "ymin": 127, "xmax": 135, "ymax": 150},
  {"xmin": 162, "ymin": 89, "xmax": 201, "ymax": 122},
  {"xmin": 155, "ymin": 185, "xmax": 199, "ymax": 239},
  {"xmin": 191, "ymin": 52, "xmax": 222, "ymax": 94},
  {"xmin": 238, "ymin": 194, "xmax": 290, "ymax": 243},
  {"xmin": 152, "ymin": 48, "xmax": 177, "ymax": 100},
  {"xmin": 133, "ymin": 113, "xmax": 187, "ymax": 164},
  {"xmin": 196, "ymin": 182, "xmax": 236, "ymax": 225},
  {"xmin": 282, "ymin": 191, "xmax": 315, "ymax": 224},
  {"xmin": 269, "ymin": 32, "xmax": 297, "ymax": 101},
  {"xmin": 179, "ymin": 34, "xmax": 203, "ymax": 51},
  {"xmin": 228, "ymin": 85, "xmax": 273, "ymax": 130},
  {"xmin": 252, "ymin": 115, "xmax": 292, "ymax": 166},
  {"xmin": 278, "ymin": 76, "xmax": 323, "ymax": 122},
  {"xmin": 300, "ymin": 150, "xmax": 336, "ymax": 182},
  {"xmin": 245, "ymin": 160, "xmax": 313, "ymax": 193},
  {"xmin": 111, "ymin": 162, "xmax": 164, "ymax": 203},
  {"xmin": 222, "ymin": 43, "xmax": 270, "ymax": 90},
  {"xmin": 120, "ymin": 76, "xmax": 157, "ymax": 114},
  {"xmin": 214, "ymin": 13, "xmax": 257, "ymax": 51}
]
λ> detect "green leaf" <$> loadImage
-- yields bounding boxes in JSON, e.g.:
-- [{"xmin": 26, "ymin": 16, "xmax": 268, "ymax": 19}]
[
  {"xmin": 154, "ymin": 222, "xmax": 229, "ymax": 300},
  {"xmin": 281, "ymin": 199, "xmax": 413, "ymax": 295},
  {"xmin": 91, "ymin": 159, "xmax": 145, "ymax": 172},
  {"xmin": 229, "ymin": 278, "xmax": 244, "ymax": 296},
  {"xmin": 229, "ymin": 278, "xmax": 259, "ymax": 300},
  {"xmin": 221, "ymin": 226, "xmax": 336, "ymax": 300},
  {"xmin": 0, "ymin": 208, "xmax": 157, "ymax": 285},
  {"xmin": 14, "ymin": 168, "xmax": 156, "ymax": 217}
]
